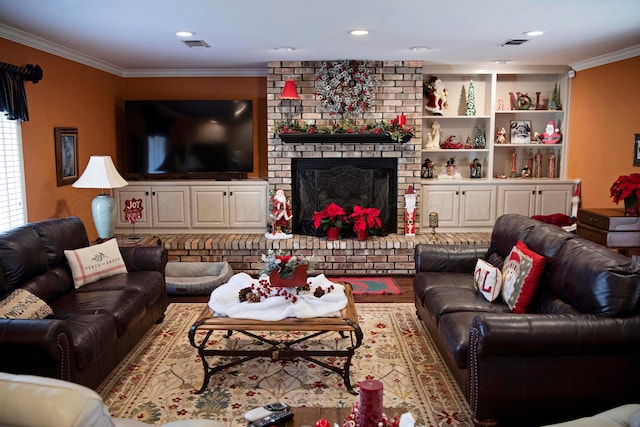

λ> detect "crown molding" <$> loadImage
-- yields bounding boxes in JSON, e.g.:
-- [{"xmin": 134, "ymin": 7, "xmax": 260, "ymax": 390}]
[
  {"xmin": 0, "ymin": 23, "xmax": 126, "ymax": 76},
  {"xmin": 121, "ymin": 68, "xmax": 267, "ymax": 78},
  {"xmin": 570, "ymin": 45, "xmax": 640, "ymax": 71}
]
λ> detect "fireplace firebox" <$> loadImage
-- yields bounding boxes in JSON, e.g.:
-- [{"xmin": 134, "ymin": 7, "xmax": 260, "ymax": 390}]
[{"xmin": 292, "ymin": 158, "xmax": 397, "ymax": 236}]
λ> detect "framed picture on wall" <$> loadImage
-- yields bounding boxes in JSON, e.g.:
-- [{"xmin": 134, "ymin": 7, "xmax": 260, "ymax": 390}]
[
  {"xmin": 510, "ymin": 120, "xmax": 531, "ymax": 144},
  {"xmin": 54, "ymin": 127, "xmax": 79, "ymax": 186},
  {"xmin": 634, "ymin": 134, "xmax": 640, "ymax": 166}
]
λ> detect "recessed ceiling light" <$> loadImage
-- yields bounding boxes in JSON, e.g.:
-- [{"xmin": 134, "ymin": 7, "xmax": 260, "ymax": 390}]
[
  {"xmin": 176, "ymin": 31, "xmax": 195, "ymax": 37},
  {"xmin": 523, "ymin": 30, "xmax": 544, "ymax": 36},
  {"xmin": 349, "ymin": 29, "xmax": 369, "ymax": 36},
  {"xmin": 494, "ymin": 59, "xmax": 510, "ymax": 64},
  {"xmin": 274, "ymin": 47, "xmax": 296, "ymax": 52},
  {"xmin": 410, "ymin": 46, "xmax": 430, "ymax": 51}
]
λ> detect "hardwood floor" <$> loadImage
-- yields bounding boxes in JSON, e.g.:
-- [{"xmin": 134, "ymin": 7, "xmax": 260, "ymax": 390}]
[{"xmin": 167, "ymin": 275, "xmax": 415, "ymax": 305}]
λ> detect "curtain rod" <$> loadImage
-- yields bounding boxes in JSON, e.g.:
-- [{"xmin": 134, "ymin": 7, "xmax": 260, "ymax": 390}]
[{"xmin": 0, "ymin": 61, "xmax": 43, "ymax": 84}]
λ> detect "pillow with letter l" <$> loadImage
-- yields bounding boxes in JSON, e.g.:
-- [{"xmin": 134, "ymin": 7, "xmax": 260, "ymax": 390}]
[
  {"xmin": 64, "ymin": 239, "xmax": 127, "ymax": 289},
  {"xmin": 501, "ymin": 240, "xmax": 546, "ymax": 313},
  {"xmin": 474, "ymin": 259, "xmax": 502, "ymax": 302}
]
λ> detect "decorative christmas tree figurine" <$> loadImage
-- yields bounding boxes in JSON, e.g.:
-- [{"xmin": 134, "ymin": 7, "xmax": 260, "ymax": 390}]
[
  {"xmin": 549, "ymin": 83, "xmax": 562, "ymax": 110},
  {"xmin": 465, "ymin": 80, "xmax": 476, "ymax": 116},
  {"xmin": 473, "ymin": 126, "xmax": 486, "ymax": 148}
]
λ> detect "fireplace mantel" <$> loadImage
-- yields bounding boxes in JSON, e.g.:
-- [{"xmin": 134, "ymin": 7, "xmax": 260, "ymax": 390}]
[{"xmin": 279, "ymin": 133, "xmax": 412, "ymax": 144}]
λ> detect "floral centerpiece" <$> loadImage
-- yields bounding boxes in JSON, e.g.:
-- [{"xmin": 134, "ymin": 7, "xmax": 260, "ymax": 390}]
[
  {"xmin": 260, "ymin": 249, "xmax": 311, "ymax": 288},
  {"xmin": 275, "ymin": 119, "xmax": 414, "ymax": 143},
  {"xmin": 349, "ymin": 205, "xmax": 382, "ymax": 240},
  {"xmin": 312, "ymin": 202, "xmax": 348, "ymax": 231},
  {"xmin": 610, "ymin": 173, "xmax": 640, "ymax": 214}
]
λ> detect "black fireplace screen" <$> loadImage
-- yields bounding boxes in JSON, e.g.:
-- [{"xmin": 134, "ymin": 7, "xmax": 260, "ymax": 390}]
[{"xmin": 292, "ymin": 158, "xmax": 397, "ymax": 236}]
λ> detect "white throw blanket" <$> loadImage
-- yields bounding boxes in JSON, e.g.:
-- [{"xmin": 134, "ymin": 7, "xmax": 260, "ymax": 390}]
[{"xmin": 208, "ymin": 273, "xmax": 348, "ymax": 321}]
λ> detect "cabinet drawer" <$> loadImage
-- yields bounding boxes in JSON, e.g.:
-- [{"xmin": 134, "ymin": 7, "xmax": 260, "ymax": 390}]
[
  {"xmin": 577, "ymin": 223, "xmax": 640, "ymax": 248},
  {"xmin": 577, "ymin": 208, "xmax": 640, "ymax": 231}
]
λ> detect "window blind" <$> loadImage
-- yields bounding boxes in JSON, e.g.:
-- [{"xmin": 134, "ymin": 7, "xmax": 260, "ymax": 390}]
[{"xmin": 0, "ymin": 115, "xmax": 26, "ymax": 232}]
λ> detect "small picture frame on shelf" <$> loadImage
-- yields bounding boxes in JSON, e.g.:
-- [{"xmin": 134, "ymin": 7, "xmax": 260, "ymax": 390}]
[
  {"xmin": 510, "ymin": 120, "xmax": 531, "ymax": 144},
  {"xmin": 634, "ymin": 134, "xmax": 640, "ymax": 166}
]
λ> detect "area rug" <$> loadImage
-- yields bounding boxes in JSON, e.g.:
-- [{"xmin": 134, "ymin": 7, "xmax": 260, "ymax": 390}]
[
  {"xmin": 98, "ymin": 303, "xmax": 472, "ymax": 427},
  {"xmin": 330, "ymin": 276, "xmax": 402, "ymax": 295}
]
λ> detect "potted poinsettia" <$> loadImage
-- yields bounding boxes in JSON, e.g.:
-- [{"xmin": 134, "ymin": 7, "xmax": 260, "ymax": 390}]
[
  {"xmin": 610, "ymin": 173, "xmax": 640, "ymax": 215},
  {"xmin": 312, "ymin": 202, "xmax": 348, "ymax": 240},
  {"xmin": 349, "ymin": 205, "xmax": 382, "ymax": 240}
]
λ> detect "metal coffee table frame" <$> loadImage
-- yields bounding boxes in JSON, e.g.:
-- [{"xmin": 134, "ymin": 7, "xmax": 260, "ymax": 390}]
[{"xmin": 188, "ymin": 284, "xmax": 363, "ymax": 394}]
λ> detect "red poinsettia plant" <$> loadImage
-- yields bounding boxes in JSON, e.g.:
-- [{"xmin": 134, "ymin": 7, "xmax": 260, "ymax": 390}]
[
  {"xmin": 610, "ymin": 173, "xmax": 640, "ymax": 205},
  {"xmin": 312, "ymin": 202, "xmax": 348, "ymax": 231},
  {"xmin": 349, "ymin": 205, "xmax": 382, "ymax": 233}
]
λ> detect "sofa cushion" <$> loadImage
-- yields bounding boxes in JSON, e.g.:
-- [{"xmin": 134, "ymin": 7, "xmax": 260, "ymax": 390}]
[
  {"xmin": 0, "ymin": 225, "xmax": 48, "ymax": 296},
  {"xmin": 474, "ymin": 259, "xmax": 502, "ymax": 302},
  {"xmin": 501, "ymin": 240, "xmax": 546, "ymax": 313},
  {"xmin": 549, "ymin": 238, "xmax": 640, "ymax": 316},
  {"xmin": 75, "ymin": 271, "xmax": 165, "ymax": 309},
  {"xmin": 0, "ymin": 289, "xmax": 53, "ymax": 319},
  {"xmin": 64, "ymin": 239, "xmax": 128, "ymax": 288},
  {"xmin": 31, "ymin": 216, "xmax": 90, "ymax": 269}
]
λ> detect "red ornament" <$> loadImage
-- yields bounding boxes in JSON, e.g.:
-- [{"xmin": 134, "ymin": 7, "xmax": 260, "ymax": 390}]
[{"xmin": 316, "ymin": 419, "xmax": 331, "ymax": 427}]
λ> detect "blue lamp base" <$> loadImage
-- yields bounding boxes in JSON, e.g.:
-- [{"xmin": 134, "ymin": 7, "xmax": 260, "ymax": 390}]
[{"xmin": 91, "ymin": 194, "xmax": 116, "ymax": 239}]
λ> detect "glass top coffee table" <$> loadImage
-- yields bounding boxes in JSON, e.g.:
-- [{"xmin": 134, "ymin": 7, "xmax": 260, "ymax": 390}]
[{"xmin": 188, "ymin": 283, "xmax": 363, "ymax": 394}]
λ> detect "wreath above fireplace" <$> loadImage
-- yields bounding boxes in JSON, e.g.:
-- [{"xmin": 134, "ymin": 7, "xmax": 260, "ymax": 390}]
[{"xmin": 314, "ymin": 60, "xmax": 375, "ymax": 119}]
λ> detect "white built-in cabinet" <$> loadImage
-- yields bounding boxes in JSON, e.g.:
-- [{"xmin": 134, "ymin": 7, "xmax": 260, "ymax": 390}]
[
  {"xmin": 114, "ymin": 181, "xmax": 268, "ymax": 233},
  {"xmin": 420, "ymin": 66, "xmax": 577, "ymax": 232}
]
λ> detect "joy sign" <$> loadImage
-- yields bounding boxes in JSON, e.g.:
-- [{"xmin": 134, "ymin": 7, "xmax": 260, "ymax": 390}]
[{"xmin": 124, "ymin": 198, "xmax": 143, "ymax": 225}]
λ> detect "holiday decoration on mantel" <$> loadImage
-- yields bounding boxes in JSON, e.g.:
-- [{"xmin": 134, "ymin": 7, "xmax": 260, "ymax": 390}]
[
  {"xmin": 314, "ymin": 60, "xmax": 375, "ymax": 120},
  {"xmin": 465, "ymin": 80, "xmax": 476, "ymax": 116}
]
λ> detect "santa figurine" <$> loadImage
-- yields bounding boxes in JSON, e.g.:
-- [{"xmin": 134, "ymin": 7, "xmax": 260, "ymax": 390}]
[
  {"xmin": 424, "ymin": 76, "xmax": 448, "ymax": 115},
  {"xmin": 540, "ymin": 120, "xmax": 562, "ymax": 144},
  {"xmin": 265, "ymin": 188, "xmax": 293, "ymax": 240}
]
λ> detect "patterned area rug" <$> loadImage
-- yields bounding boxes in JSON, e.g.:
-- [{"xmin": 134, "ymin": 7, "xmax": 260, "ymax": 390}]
[
  {"xmin": 330, "ymin": 277, "xmax": 403, "ymax": 295},
  {"xmin": 98, "ymin": 303, "xmax": 472, "ymax": 427}
]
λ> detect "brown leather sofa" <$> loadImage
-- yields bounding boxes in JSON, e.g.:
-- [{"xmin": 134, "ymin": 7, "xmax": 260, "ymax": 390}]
[
  {"xmin": 414, "ymin": 214, "xmax": 640, "ymax": 427},
  {"xmin": 0, "ymin": 217, "xmax": 168, "ymax": 389}
]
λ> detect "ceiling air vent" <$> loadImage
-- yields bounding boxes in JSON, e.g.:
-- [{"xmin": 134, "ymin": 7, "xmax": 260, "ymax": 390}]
[
  {"xmin": 182, "ymin": 40, "xmax": 211, "ymax": 48},
  {"xmin": 499, "ymin": 39, "xmax": 529, "ymax": 47}
]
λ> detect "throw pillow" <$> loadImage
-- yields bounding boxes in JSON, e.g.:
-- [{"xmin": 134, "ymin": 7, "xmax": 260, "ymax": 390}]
[
  {"xmin": 474, "ymin": 259, "xmax": 502, "ymax": 302},
  {"xmin": 0, "ymin": 289, "xmax": 53, "ymax": 319},
  {"xmin": 501, "ymin": 240, "xmax": 546, "ymax": 313},
  {"xmin": 64, "ymin": 239, "xmax": 127, "ymax": 289}
]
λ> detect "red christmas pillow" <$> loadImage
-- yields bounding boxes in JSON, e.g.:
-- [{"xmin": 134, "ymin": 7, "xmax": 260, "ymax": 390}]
[{"xmin": 500, "ymin": 240, "xmax": 546, "ymax": 313}]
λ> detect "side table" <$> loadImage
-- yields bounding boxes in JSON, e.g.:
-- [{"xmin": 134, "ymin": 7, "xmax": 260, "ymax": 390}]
[{"xmin": 576, "ymin": 208, "xmax": 640, "ymax": 256}]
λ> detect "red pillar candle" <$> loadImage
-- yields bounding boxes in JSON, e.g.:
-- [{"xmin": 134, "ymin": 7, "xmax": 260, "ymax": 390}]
[
  {"xmin": 359, "ymin": 379, "xmax": 383, "ymax": 427},
  {"xmin": 396, "ymin": 114, "xmax": 406, "ymax": 126}
]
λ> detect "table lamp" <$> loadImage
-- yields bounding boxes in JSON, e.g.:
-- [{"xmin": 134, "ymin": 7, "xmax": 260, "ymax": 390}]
[{"xmin": 73, "ymin": 156, "xmax": 128, "ymax": 239}]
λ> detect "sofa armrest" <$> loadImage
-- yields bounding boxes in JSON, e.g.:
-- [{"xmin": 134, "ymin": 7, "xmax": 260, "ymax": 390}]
[
  {"xmin": 468, "ymin": 314, "xmax": 640, "ymax": 423},
  {"xmin": 120, "ymin": 245, "xmax": 168, "ymax": 274},
  {"xmin": 414, "ymin": 243, "xmax": 489, "ymax": 273}
]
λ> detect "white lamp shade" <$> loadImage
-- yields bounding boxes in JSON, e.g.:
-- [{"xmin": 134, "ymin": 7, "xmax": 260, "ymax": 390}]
[{"xmin": 73, "ymin": 156, "xmax": 128, "ymax": 189}]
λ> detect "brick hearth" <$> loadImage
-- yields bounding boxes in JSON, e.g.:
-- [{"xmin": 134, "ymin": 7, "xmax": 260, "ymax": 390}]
[{"xmin": 117, "ymin": 232, "xmax": 490, "ymax": 276}]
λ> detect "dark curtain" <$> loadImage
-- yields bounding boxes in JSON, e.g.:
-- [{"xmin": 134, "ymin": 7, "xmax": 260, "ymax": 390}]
[{"xmin": 0, "ymin": 63, "xmax": 43, "ymax": 122}]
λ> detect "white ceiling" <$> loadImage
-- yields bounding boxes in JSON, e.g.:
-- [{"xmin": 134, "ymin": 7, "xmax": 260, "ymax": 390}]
[{"xmin": 1, "ymin": 0, "xmax": 639, "ymax": 76}]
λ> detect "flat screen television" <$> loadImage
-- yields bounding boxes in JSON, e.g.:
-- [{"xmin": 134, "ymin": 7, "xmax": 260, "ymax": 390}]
[{"xmin": 121, "ymin": 100, "xmax": 253, "ymax": 179}]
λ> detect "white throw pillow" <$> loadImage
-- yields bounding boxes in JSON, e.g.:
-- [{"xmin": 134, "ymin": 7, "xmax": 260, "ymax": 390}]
[
  {"xmin": 474, "ymin": 259, "xmax": 502, "ymax": 302},
  {"xmin": 0, "ymin": 289, "xmax": 53, "ymax": 319},
  {"xmin": 64, "ymin": 239, "xmax": 127, "ymax": 288}
]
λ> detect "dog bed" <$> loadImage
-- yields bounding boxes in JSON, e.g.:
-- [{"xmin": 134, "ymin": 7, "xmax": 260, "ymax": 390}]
[{"xmin": 165, "ymin": 262, "xmax": 234, "ymax": 295}]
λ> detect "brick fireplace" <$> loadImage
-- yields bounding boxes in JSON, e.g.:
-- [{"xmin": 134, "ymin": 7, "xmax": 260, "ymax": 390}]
[{"xmin": 266, "ymin": 61, "xmax": 424, "ymax": 235}]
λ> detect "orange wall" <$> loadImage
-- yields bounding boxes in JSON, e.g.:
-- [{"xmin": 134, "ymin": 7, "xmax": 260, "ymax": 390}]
[
  {"xmin": 0, "ymin": 38, "xmax": 123, "ymax": 240},
  {"xmin": 567, "ymin": 56, "xmax": 640, "ymax": 208},
  {"xmin": 122, "ymin": 77, "xmax": 267, "ymax": 179}
]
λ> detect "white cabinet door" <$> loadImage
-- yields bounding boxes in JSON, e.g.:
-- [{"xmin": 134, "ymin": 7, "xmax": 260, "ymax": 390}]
[
  {"xmin": 228, "ymin": 185, "xmax": 267, "ymax": 228},
  {"xmin": 423, "ymin": 185, "xmax": 459, "ymax": 228},
  {"xmin": 536, "ymin": 184, "xmax": 573, "ymax": 216},
  {"xmin": 498, "ymin": 185, "xmax": 536, "ymax": 217},
  {"xmin": 191, "ymin": 186, "xmax": 228, "ymax": 228},
  {"xmin": 151, "ymin": 186, "xmax": 189, "ymax": 228},
  {"xmin": 115, "ymin": 186, "xmax": 152, "ymax": 227},
  {"xmin": 460, "ymin": 185, "xmax": 496, "ymax": 226}
]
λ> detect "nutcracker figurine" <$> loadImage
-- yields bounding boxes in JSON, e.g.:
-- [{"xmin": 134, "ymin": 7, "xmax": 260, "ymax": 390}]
[{"xmin": 404, "ymin": 185, "xmax": 417, "ymax": 236}]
